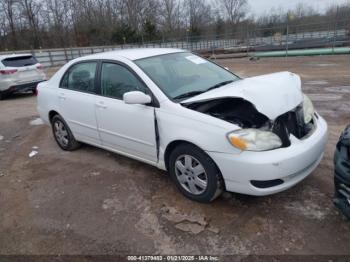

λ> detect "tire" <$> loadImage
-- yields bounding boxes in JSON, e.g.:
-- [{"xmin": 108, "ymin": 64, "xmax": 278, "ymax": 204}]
[
  {"xmin": 168, "ymin": 143, "xmax": 224, "ymax": 203},
  {"xmin": 51, "ymin": 114, "xmax": 80, "ymax": 151},
  {"xmin": 0, "ymin": 92, "xmax": 6, "ymax": 100}
]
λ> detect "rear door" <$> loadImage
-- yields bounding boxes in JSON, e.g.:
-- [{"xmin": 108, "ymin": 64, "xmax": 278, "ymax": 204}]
[
  {"xmin": 95, "ymin": 61, "xmax": 157, "ymax": 163},
  {"xmin": 2, "ymin": 55, "xmax": 44, "ymax": 84},
  {"xmin": 58, "ymin": 61, "xmax": 100, "ymax": 145}
]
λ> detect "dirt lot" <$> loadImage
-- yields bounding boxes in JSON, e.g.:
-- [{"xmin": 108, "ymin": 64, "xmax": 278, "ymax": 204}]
[{"xmin": 0, "ymin": 55, "xmax": 350, "ymax": 256}]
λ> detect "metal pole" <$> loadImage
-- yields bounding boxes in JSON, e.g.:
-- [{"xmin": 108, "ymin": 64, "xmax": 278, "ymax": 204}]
[
  {"xmin": 64, "ymin": 48, "xmax": 68, "ymax": 62},
  {"xmin": 332, "ymin": 6, "xmax": 339, "ymax": 54},
  {"xmin": 48, "ymin": 50, "xmax": 53, "ymax": 67},
  {"xmin": 186, "ymin": 29, "xmax": 189, "ymax": 50},
  {"xmin": 246, "ymin": 24, "xmax": 250, "ymax": 57},
  {"xmin": 286, "ymin": 14, "xmax": 289, "ymax": 57}
]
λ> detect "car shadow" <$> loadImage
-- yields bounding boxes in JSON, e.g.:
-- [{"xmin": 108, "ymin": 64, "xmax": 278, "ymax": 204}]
[
  {"xmin": 79, "ymin": 142, "xmax": 304, "ymax": 207},
  {"xmin": 1, "ymin": 92, "xmax": 35, "ymax": 101}
]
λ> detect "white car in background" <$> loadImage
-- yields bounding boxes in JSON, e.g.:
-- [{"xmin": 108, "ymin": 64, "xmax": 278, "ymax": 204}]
[
  {"xmin": 0, "ymin": 54, "xmax": 46, "ymax": 99},
  {"xmin": 37, "ymin": 48, "xmax": 328, "ymax": 202}
]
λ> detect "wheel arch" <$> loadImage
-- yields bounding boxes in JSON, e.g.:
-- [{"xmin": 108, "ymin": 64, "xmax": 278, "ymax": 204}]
[
  {"xmin": 164, "ymin": 140, "xmax": 199, "ymax": 171},
  {"xmin": 48, "ymin": 110, "xmax": 60, "ymax": 123},
  {"xmin": 163, "ymin": 140, "xmax": 224, "ymax": 184},
  {"xmin": 164, "ymin": 139, "xmax": 227, "ymax": 197}
]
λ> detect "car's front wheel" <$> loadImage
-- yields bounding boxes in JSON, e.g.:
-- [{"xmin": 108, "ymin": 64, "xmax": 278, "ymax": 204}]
[
  {"xmin": 51, "ymin": 115, "xmax": 80, "ymax": 151},
  {"xmin": 168, "ymin": 144, "xmax": 224, "ymax": 202}
]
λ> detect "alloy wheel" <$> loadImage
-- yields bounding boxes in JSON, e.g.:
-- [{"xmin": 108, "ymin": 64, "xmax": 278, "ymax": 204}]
[
  {"xmin": 174, "ymin": 154, "xmax": 208, "ymax": 195},
  {"xmin": 54, "ymin": 120, "xmax": 69, "ymax": 147}
]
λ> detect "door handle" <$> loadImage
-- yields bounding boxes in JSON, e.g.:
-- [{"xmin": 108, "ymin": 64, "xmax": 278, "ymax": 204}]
[
  {"xmin": 96, "ymin": 102, "xmax": 107, "ymax": 109},
  {"xmin": 58, "ymin": 93, "xmax": 66, "ymax": 100}
]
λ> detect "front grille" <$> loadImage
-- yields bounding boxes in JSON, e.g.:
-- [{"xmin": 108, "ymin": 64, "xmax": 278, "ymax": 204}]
[{"xmin": 272, "ymin": 106, "xmax": 313, "ymax": 147}]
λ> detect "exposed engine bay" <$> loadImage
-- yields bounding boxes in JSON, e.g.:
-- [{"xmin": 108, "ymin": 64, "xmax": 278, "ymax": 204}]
[
  {"xmin": 185, "ymin": 98, "xmax": 269, "ymax": 129},
  {"xmin": 184, "ymin": 97, "xmax": 315, "ymax": 148}
]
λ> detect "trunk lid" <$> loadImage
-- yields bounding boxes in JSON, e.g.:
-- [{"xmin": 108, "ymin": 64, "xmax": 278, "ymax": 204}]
[{"xmin": 15, "ymin": 66, "xmax": 42, "ymax": 84}]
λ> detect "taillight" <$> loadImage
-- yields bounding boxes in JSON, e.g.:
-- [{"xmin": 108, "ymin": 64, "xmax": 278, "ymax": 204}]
[
  {"xmin": 0, "ymin": 69, "xmax": 18, "ymax": 75},
  {"xmin": 36, "ymin": 64, "xmax": 44, "ymax": 70}
]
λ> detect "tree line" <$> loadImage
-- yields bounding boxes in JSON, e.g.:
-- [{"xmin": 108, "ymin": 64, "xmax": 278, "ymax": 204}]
[{"xmin": 0, "ymin": 0, "xmax": 349, "ymax": 51}]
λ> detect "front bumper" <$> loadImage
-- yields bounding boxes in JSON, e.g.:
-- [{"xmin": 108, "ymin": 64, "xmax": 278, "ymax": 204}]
[{"xmin": 207, "ymin": 114, "xmax": 328, "ymax": 196}]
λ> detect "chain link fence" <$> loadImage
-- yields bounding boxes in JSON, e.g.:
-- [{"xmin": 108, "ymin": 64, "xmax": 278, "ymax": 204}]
[{"xmin": 1, "ymin": 19, "xmax": 349, "ymax": 67}]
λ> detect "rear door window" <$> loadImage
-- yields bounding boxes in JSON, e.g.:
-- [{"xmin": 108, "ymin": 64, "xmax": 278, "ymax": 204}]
[
  {"xmin": 2, "ymin": 56, "xmax": 38, "ymax": 67},
  {"xmin": 60, "ymin": 62, "xmax": 97, "ymax": 94}
]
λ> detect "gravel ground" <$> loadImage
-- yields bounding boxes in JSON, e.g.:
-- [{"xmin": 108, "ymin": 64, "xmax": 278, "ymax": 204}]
[{"xmin": 0, "ymin": 55, "xmax": 349, "ymax": 256}]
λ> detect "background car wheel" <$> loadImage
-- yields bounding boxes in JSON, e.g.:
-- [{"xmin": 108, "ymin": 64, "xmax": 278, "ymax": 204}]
[
  {"xmin": 168, "ymin": 143, "xmax": 224, "ymax": 203},
  {"xmin": 51, "ymin": 115, "xmax": 80, "ymax": 151}
]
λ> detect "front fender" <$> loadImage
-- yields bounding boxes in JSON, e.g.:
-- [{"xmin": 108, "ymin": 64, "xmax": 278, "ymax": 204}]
[{"xmin": 156, "ymin": 108, "xmax": 241, "ymax": 169}]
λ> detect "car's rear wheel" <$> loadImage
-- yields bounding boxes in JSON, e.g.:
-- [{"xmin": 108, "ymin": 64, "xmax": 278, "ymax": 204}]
[
  {"xmin": 51, "ymin": 115, "xmax": 80, "ymax": 151},
  {"xmin": 168, "ymin": 143, "xmax": 223, "ymax": 202}
]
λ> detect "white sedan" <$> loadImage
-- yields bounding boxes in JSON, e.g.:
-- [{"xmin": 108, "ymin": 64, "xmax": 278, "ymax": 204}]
[{"xmin": 37, "ymin": 48, "xmax": 328, "ymax": 202}]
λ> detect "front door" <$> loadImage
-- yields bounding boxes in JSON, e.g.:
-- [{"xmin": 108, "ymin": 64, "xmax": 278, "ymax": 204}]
[{"xmin": 95, "ymin": 62, "xmax": 157, "ymax": 163}]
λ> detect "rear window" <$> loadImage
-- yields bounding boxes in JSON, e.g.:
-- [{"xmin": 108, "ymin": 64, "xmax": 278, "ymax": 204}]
[{"xmin": 2, "ymin": 56, "xmax": 38, "ymax": 67}]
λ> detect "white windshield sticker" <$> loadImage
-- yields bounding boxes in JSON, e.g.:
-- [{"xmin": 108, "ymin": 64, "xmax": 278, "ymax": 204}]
[{"xmin": 185, "ymin": 55, "xmax": 207, "ymax": 64}]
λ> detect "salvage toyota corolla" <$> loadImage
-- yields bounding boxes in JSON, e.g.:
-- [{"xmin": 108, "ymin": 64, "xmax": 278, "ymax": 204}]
[{"xmin": 37, "ymin": 48, "xmax": 328, "ymax": 202}]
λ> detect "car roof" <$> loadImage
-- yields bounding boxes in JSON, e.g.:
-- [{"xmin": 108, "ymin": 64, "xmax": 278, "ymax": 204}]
[
  {"xmin": 83, "ymin": 48, "xmax": 185, "ymax": 61},
  {"xmin": 0, "ymin": 53, "xmax": 33, "ymax": 61}
]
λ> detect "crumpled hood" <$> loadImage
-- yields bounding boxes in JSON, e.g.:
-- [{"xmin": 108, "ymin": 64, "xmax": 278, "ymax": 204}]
[{"xmin": 182, "ymin": 71, "xmax": 303, "ymax": 120}]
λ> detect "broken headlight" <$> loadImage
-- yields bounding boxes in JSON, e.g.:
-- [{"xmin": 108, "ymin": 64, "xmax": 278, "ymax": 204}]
[
  {"xmin": 227, "ymin": 129, "xmax": 282, "ymax": 151},
  {"xmin": 303, "ymin": 94, "xmax": 314, "ymax": 124}
]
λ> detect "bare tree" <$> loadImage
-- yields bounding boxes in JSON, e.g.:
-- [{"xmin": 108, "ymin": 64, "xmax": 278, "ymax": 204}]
[
  {"xmin": 0, "ymin": 5, "xmax": 7, "ymax": 49},
  {"xmin": 293, "ymin": 3, "xmax": 316, "ymax": 18},
  {"xmin": 159, "ymin": 0, "xmax": 182, "ymax": 37},
  {"xmin": 217, "ymin": 0, "xmax": 247, "ymax": 25},
  {"xmin": 123, "ymin": 0, "xmax": 148, "ymax": 33},
  {"xmin": 185, "ymin": 0, "xmax": 212, "ymax": 36},
  {"xmin": 19, "ymin": 0, "xmax": 42, "ymax": 48},
  {"xmin": 42, "ymin": 0, "xmax": 70, "ymax": 47},
  {"xmin": 1, "ymin": 0, "xmax": 18, "ymax": 48},
  {"xmin": 0, "ymin": 0, "xmax": 349, "ymax": 51}
]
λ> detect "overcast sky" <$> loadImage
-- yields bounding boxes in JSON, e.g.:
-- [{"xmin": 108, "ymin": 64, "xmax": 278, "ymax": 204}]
[{"xmin": 247, "ymin": 0, "xmax": 350, "ymax": 17}]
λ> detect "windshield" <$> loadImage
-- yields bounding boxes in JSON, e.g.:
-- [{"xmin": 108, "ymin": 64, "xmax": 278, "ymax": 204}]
[{"xmin": 135, "ymin": 52, "xmax": 239, "ymax": 101}]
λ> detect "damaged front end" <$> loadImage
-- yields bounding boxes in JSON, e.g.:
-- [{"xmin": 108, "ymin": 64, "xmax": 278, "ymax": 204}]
[
  {"xmin": 184, "ymin": 97, "xmax": 316, "ymax": 150},
  {"xmin": 186, "ymin": 98, "xmax": 269, "ymax": 129},
  {"xmin": 273, "ymin": 105, "xmax": 316, "ymax": 147}
]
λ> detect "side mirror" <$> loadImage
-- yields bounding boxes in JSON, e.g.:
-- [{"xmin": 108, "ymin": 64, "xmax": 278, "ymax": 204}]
[{"xmin": 123, "ymin": 91, "xmax": 152, "ymax": 105}]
